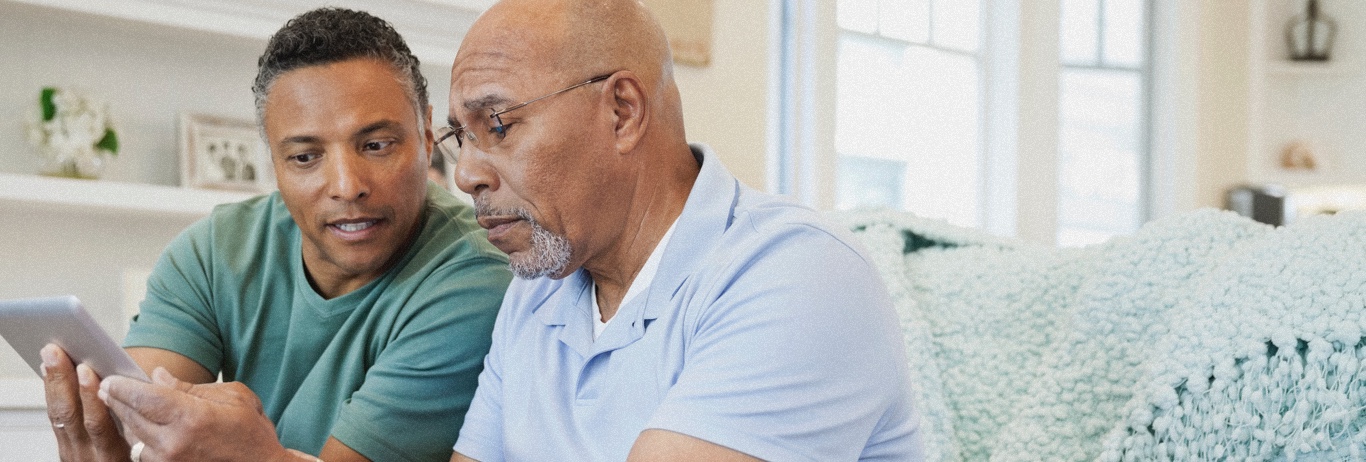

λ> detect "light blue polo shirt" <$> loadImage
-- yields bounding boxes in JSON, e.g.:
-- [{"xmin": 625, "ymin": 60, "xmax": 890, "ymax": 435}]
[{"xmin": 454, "ymin": 145, "xmax": 924, "ymax": 461}]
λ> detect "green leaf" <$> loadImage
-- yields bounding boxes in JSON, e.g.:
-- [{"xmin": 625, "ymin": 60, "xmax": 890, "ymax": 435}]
[
  {"xmin": 40, "ymin": 87, "xmax": 56, "ymax": 121},
  {"xmin": 96, "ymin": 128, "xmax": 119, "ymax": 156}
]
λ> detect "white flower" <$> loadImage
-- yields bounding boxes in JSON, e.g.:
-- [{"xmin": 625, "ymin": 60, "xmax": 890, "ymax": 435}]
[{"xmin": 29, "ymin": 87, "xmax": 117, "ymax": 169}]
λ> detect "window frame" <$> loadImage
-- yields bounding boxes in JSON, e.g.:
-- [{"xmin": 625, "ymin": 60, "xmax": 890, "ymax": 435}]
[
  {"xmin": 1055, "ymin": 0, "xmax": 1155, "ymax": 245},
  {"xmin": 771, "ymin": 0, "xmax": 1193, "ymax": 245}
]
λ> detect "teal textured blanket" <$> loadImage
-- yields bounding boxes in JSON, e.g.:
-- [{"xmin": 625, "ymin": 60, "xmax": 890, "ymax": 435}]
[{"xmin": 839, "ymin": 209, "xmax": 1366, "ymax": 461}]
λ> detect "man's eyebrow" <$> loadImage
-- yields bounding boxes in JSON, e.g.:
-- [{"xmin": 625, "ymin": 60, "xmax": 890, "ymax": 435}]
[
  {"xmin": 280, "ymin": 135, "xmax": 321, "ymax": 145},
  {"xmin": 355, "ymin": 120, "xmax": 404, "ymax": 138},
  {"xmin": 463, "ymin": 94, "xmax": 512, "ymax": 112},
  {"xmin": 450, "ymin": 95, "xmax": 511, "ymax": 126}
]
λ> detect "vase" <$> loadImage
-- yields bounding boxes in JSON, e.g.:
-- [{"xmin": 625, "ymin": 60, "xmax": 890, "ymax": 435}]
[{"xmin": 39, "ymin": 154, "xmax": 106, "ymax": 180}]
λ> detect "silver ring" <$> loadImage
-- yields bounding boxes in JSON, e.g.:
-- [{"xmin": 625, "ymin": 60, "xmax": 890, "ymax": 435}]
[
  {"xmin": 130, "ymin": 441, "xmax": 145, "ymax": 462},
  {"xmin": 52, "ymin": 422, "xmax": 66, "ymax": 429}
]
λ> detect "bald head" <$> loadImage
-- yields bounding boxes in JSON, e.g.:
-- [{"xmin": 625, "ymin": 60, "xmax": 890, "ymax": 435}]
[
  {"xmin": 451, "ymin": 0, "xmax": 689, "ymax": 158},
  {"xmin": 469, "ymin": 0, "xmax": 673, "ymax": 84},
  {"xmin": 449, "ymin": 0, "xmax": 701, "ymax": 286}
]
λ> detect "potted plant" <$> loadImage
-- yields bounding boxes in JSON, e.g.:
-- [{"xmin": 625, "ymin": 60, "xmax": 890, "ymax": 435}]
[{"xmin": 27, "ymin": 87, "xmax": 119, "ymax": 179}]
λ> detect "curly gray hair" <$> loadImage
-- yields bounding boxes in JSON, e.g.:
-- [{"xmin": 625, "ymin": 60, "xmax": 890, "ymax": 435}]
[{"xmin": 252, "ymin": 7, "xmax": 428, "ymax": 126}]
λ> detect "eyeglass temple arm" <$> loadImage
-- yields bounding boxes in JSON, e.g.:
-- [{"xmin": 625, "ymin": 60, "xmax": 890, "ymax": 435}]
[{"xmin": 489, "ymin": 74, "xmax": 614, "ymax": 120}]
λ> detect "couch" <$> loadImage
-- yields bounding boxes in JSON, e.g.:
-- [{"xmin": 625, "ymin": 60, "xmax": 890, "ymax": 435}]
[{"xmin": 837, "ymin": 208, "xmax": 1366, "ymax": 461}]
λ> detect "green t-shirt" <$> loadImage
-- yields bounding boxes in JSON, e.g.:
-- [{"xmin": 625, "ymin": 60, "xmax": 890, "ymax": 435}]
[{"xmin": 124, "ymin": 183, "xmax": 511, "ymax": 461}]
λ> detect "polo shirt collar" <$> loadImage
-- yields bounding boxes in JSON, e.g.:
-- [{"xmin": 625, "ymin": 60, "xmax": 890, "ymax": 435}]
[
  {"xmin": 531, "ymin": 143, "xmax": 739, "ymax": 356},
  {"xmin": 639, "ymin": 143, "xmax": 738, "ymax": 321},
  {"xmin": 533, "ymin": 269, "xmax": 596, "ymax": 357}
]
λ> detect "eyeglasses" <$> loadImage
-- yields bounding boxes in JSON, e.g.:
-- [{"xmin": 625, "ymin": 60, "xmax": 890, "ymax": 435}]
[{"xmin": 436, "ymin": 73, "xmax": 613, "ymax": 160}]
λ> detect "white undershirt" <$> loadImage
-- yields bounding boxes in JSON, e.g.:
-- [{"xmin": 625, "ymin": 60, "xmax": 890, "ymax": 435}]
[{"xmin": 593, "ymin": 220, "xmax": 679, "ymax": 340}]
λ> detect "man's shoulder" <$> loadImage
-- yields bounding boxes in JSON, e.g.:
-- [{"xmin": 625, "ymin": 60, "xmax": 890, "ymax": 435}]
[
  {"xmin": 168, "ymin": 192, "xmax": 293, "ymax": 254},
  {"xmin": 722, "ymin": 189, "xmax": 869, "ymax": 269},
  {"xmin": 202, "ymin": 192, "xmax": 292, "ymax": 234}
]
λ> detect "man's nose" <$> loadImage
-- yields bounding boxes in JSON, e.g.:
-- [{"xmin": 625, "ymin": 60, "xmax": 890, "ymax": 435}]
[
  {"xmin": 328, "ymin": 151, "xmax": 370, "ymax": 201},
  {"xmin": 453, "ymin": 149, "xmax": 498, "ymax": 196}
]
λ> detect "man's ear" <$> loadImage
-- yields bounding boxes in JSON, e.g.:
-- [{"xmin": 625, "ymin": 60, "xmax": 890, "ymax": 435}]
[
  {"xmin": 606, "ymin": 72, "xmax": 649, "ymax": 154},
  {"xmin": 421, "ymin": 104, "xmax": 435, "ymax": 166}
]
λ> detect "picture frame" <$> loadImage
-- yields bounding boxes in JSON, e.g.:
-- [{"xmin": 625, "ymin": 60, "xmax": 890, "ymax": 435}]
[
  {"xmin": 178, "ymin": 113, "xmax": 271, "ymax": 192},
  {"xmin": 641, "ymin": 0, "xmax": 713, "ymax": 67}
]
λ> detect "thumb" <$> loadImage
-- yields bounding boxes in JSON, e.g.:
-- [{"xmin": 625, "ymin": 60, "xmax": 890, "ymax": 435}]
[{"xmin": 151, "ymin": 367, "xmax": 192, "ymax": 392}]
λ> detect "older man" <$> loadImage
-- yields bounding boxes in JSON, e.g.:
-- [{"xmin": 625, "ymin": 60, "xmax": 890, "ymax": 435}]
[
  {"xmin": 441, "ymin": 0, "xmax": 924, "ymax": 460},
  {"xmin": 44, "ymin": 8, "xmax": 510, "ymax": 462}
]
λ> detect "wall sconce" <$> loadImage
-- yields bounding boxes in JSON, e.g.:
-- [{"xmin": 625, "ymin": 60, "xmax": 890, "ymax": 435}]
[{"xmin": 1285, "ymin": 0, "xmax": 1336, "ymax": 61}]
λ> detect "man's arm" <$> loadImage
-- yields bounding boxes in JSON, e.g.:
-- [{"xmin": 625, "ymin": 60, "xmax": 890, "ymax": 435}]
[
  {"xmin": 451, "ymin": 431, "xmax": 762, "ymax": 462},
  {"xmin": 318, "ymin": 437, "xmax": 370, "ymax": 462},
  {"xmin": 126, "ymin": 347, "xmax": 214, "ymax": 384},
  {"xmin": 627, "ymin": 430, "xmax": 761, "ymax": 462}
]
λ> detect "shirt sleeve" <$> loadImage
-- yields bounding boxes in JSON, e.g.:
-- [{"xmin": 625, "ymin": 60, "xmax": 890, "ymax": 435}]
[
  {"xmin": 329, "ymin": 255, "xmax": 511, "ymax": 462},
  {"xmin": 451, "ymin": 279, "xmax": 521, "ymax": 462},
  {"xmin": 644, "ymin": 226, "xmax": 915, "ymax": 461},
  {"xmin": 122, "ymin": 218, "xmax": 225, "ymax": 373}
]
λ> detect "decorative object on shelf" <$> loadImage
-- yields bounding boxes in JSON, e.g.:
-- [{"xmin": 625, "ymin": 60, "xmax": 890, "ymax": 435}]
[
  {"xmin": 26, "ymin": 87, "xmax": 119, "ymax": 179},
  {"xmin": 1285, "ymin": 0, "xmax": 1336, "ymax": 61},
  {"xmin": 1279, "ymin": 140, "xmax": 1319, "ymax": 170},
  {"xmin": 640, "ymin": 0, "xmax": 713, "ymax": 66},
  {"xmin": 178, "ymin": 113, "xmax": 270, "ymax": 193}
]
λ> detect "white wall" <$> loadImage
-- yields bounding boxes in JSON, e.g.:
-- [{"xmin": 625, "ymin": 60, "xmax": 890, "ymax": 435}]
[
  {"xmin": 673, "ymin": 2, "xmax": 772, "ymax": 191},
  {"xmin": 1250, "ymin": 0, "xmax": 1366, "ymax": 187},
  {"xmin": 1189, "ymin": 0, "xmax": 1366, "ymax": 209},
  {"xmin": 1195, "ymin": 0, "xmax": 1252, "ymax": 209}
]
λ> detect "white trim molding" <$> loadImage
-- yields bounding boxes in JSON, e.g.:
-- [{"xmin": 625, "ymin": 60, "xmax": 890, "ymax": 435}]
[
  {"xmin": 5, "ymin": 0, "xmax": 491, "ymax": 66},
  {"xmin": 0, "ymin": 378, "xmax": 44, "ymax": 410}
]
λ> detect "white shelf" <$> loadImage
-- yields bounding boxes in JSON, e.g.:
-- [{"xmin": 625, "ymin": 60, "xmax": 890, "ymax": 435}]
[
  {"xmin": 0, "ymin": 378, "xmax": 42, "ymax": 410},
  {"xmin": 0, "ymin": 172, "xmax": 257, "ymax": 218},
  {"xmin": 5, "ymin": 0, "xmax": 492, "ymax": 65},
  {"xmin": 1267, "ymin": 60, "xmax": 1354, "ymax": 77}
]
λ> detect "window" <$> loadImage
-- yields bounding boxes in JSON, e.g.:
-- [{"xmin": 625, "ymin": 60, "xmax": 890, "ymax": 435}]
[
  {"xmin": 1056, "ymin": 0, "xmax": 1151, "ymax": 246},
  {"xmin": 776, "ymin": 1, "xmax": 1161, "ymax": 244},
  {"xmin": 833, "ymin": 0, "xmax": 984, "ymax": 229}
]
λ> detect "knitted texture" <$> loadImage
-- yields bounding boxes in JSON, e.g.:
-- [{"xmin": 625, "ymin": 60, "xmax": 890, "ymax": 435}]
[
  {"xmin": 840, "ymin": 208, "xmax": 1362, "ymax": 461},
  {"xmin": 1102, "ymin": 211, "xmax": 1366, "ymax": 461}
]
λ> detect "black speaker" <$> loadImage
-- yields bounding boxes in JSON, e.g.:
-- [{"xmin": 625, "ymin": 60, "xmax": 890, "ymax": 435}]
[{"xmin": 1226, "ymin": 184, "xmax": 1288, "ymax": 226}]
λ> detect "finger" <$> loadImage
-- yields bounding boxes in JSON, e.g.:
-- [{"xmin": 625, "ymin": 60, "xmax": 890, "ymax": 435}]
[
  {"xmin": 41, "ymin": 344, "xmax": 82, "ymax": 426},
  {"xmin": 98, "ymin": 376, "xmax": 161, "ymax": 448},
  {"xmin": 99, "ymin": 375, "xmax": 188, "ymax": 448},
  {"xmin": 151, "ymin": 367, "xmax": 192, "ymax": 392},
  {"xmin": 187, "ymin": 381, "xmax": 264, "ymax": 413},
  {"xmin": 76, "ymin": 364, "xmax": 132, "ymax": 456},
  {"xmin": 40, "ymin": 344, "xmax": 88, "ymax": 455}
]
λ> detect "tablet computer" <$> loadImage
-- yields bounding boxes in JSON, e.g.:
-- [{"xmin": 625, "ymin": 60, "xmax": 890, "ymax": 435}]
[{"xmin": 0, "ymin": 295, "xmax": 149, "ymax": 382}]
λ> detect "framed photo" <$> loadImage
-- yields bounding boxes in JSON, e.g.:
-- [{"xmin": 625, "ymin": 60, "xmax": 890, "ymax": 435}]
[
  {"xmin": 640, "ymin": 0, "xmax": 712, "ymax": 67},
  {"xmin": 178, "ymin": 113, "xmax": 271, "ymax": 192}
]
